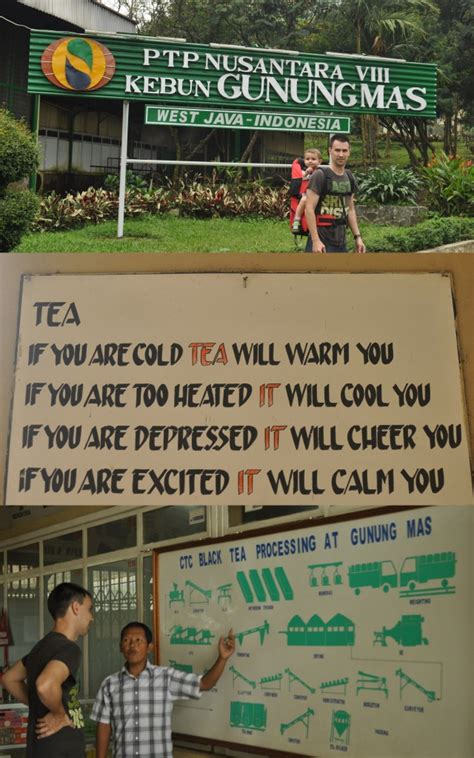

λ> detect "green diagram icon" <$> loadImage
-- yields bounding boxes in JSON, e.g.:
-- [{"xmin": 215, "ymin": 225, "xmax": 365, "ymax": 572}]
[
  {"xmin": 236, "ymin": 567, "xmax": 293, "ymax": 603},
  {"xmin": 260, "ymin": 672, "xmax": 283, "ymax": 690},
  {"xmin": 347, "ymin": 552, "xmax": 457, "ymax": 598},
  {"xmin": 274, "ymin": 567, "xmax": 294, "ymax": 599},
  {"xmin": 280, "ymin": 613, "xmax": 355, "ymax": 646},
  {"xmin": 217, "ymin": 583, "xmax": 233, "ymax": 605},
  {"xmin": 285, "ymin": 668, "xmax": 316, "ymax": 694},
  {"xmin": 330, "ymin": 710, "xmax": 351, "ymax": 747},
  {"xmin": 230, "ymin": 701, "xmax": 267, "ymax": 731},
  {"xmin": 236, "ymin": 571, "xmax": 254, "ymax": 603},
  {"xmin": 170, "ymin": 625, "xmax": 215, "ymax": 645},
  {"xmin": 235, "ymin": 620, "xmax": 270, "ymax": 646},
  {"xmin": 280, "ymin": 707, "xmax": 315, "ymax": 738},
  {"xmin": 320, "ymin": 677, "xmax": 349, "ymax": 696},
  {"xmin": 356, "ymin": 671, "xmax": 388, "ymax": 697},
  {"xmin": 395, "ymin": 668, "xmax": 438, "ymax": 702},
  {"xmin": 168, "ymin": 582, "xmax": 185, "ymax": 607},
  {"xmin": 229, "ymin": 665, "xmax": 256, "ymax": 690},
  {"xmin": 399, "ymin": 552, "xmax": 456, "ymax": 597},
  {"xmin": 348, "ymin": 561, "xmax": 397, "ymax": 594},
  {"xmin": 373, "ymin": 615, "xmax": 429, "ymax": 647},
  {"xmin": 185, "ymin": 579, "xmax": 212, "ymax": 604},
  {"xmin": 308, "ymin": 562, "xmax": 343, "ymax": 587},
  {"xmin": 169, "ymin": 660, "xmax": 193, "ymax": 673}
]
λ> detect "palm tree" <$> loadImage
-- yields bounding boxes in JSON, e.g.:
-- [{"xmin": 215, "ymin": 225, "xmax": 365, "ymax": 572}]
[{"xmin": 323, "ymin": 0, "xmax": 438, "ymax": 165}]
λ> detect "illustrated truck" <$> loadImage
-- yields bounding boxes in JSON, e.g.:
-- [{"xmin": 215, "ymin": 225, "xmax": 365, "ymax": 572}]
[
  {"xmin": 348, "ymin": 552, "xmax": 456, "ymax": 594},
  {"xmin": 348, "ymin": 561, "xmax": 398, "ymax": 594},
  {"xmin": 399, "ymin": 552, "xmax": 456, "ymax": 590}
]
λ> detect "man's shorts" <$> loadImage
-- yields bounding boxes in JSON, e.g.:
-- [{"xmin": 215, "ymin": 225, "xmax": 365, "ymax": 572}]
[{"xmin": 305, "ymin": 235, "xmax": 348, "ymax": 253}]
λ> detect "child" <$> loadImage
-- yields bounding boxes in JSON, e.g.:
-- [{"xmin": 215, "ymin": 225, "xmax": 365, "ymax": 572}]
[{"xmin": 290, "ymin": 148, "xmax": 321, "ymax": 234}]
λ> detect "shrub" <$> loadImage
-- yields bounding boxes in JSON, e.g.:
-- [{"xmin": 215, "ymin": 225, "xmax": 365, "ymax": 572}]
[
  {"xmin": 32, "ymin": 180, "xmax": 289, "ymax": 231},
  {"xmin": 0, "ymin": 188, "xmax": 40, "ymax": 250},
  {"xmin": 32, "ymin": 188, "xmax": 118, "ymax": 231},
  {"xmin": 420, "ymin": 153, "xmax": 474, "ymax": 216},
  {"xmin": 103, "ymin": 171, "xmax": 149, "ymax": 192},
  {"xmin": 364, "ymin": 216, "xmax": 474, "ymax": 252},
  {"xmin": 0, "ymin": 108, "xmax": 39, "ymax": 186},
  {"xmin": 356, "ymin": 165, "xmax": 421, "ymax": 205},
  {"xmin": 103, "ymin": 173, "xmax": 119, "ymax": 192},
  {"xmin": 0, "ymin": 108, "xmax": 40, "ymax": 251}
]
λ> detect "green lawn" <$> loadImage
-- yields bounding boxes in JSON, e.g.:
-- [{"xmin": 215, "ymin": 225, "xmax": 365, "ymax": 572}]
[
  {"xmin": 13, "ymin": 214, "xmax": 473, "ymax": 254},
  {"xmin": 14, "ymin": 216, "xmax": 390, "ymax": 253},
  {"xmin": 14, "ymin": 216, "xmax": 306, "ymax": 253}
]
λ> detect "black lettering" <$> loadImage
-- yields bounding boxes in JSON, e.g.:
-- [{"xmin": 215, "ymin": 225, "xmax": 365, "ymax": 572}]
[
  {"xmin": 78, "ymin": 468, "xmax": 127, "ymax": 494},
  {"xmin": 266, "ymin": 469, "xmax": 325, "ymax": 495},
  {"xmin": 401, "ymin": 468, "xmax": 444, "ymax": 494},
  {"xmin": 231, "ymin": 343, "xmax": 279, "ymax": 365}
]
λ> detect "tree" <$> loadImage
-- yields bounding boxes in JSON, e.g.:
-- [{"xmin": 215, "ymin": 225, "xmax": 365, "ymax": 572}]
[
  {"xmin": 313, "ymin": 0, "xmax": 438, "ymax": 166},
  {"xmin": 428, "ymin": 0, "xmax": 473, "ymax": 155},
  {"xmin": 103, "ymin": 0, "xmax": 469, "ymax": 168},
  {"xmin": 135, "ymin": 0, "xmax": 322, "ymax": 178},
  {"xmin": 98, "ymin": 0, "xmax": 153, "ymax": 27},
  {"xmin": 0, "ymin": 109, "xmax": 39, "ymax": 251},
  {"xmin": 377, "ymin": 0, "xmax": 473, "ymax": 164},
  {"xmin": 137, "ymin": 0, "xmax": 318, "ymax": 47}
]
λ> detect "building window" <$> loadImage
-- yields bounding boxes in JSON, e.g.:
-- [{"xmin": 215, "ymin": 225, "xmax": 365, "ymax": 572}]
[
  {"xmin": 7, "ymin": 578, "xmax": 38, "ymax": 662},
  {"xmin": 228, "ymin": 506, "xmax": 319, "ymax": 527},
  {"xmin": 44, "ymin": 531, "xmax": 83, "ymax": 566},
  {"xmin": 143, "ymin": 554, "xmax": 153, "ymax": 632},
  {"xmin": 7, "ymin": 544, "xmax": 39, "ymax": 573},
  {"xmin": 88, "ymin": 559, "xmax": 137, "ymax": 694},
  {"xmin": 143, "ymin": 506, "xmax": 206, "ymax": 544},
  {"xmin": 87, "ymin": 517, "xmax": 136, "ymax": 557}
]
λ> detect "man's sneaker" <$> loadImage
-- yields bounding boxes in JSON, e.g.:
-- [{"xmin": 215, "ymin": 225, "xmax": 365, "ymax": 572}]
[{"xmin": 292, "ymin": 219, "xmax": 301, "ymax": 234}]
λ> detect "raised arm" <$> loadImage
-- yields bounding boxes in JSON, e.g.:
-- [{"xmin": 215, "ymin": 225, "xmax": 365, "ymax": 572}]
[
  {"xmin": 35, "ymin": 660, "xmax": 73, "ymax": 738},
  {"xmin": 2, "ymin": 660, "xmax": 28, "ymax": 705},
  {"xmin": 200, "ymin": 629, "xmax": 235, "ymax": 691}
]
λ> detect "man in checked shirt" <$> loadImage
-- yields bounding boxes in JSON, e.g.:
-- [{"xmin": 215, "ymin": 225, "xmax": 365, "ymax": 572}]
[{"xmin": 91, "ymin": 621, "xmax": 235, "ymax": 758}]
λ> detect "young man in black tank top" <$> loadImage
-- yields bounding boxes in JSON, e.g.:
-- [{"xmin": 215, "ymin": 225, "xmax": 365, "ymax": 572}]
[
  {"xmin": 305, "ymin": 134, "xmax": 366, "ymax": 254},
  {"xmin": 3, "ymin": 582, "xmax": 94, "ymax": 758}
]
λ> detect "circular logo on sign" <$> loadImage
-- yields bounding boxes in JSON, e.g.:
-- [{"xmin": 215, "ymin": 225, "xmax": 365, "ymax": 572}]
[{"xmin": 41, "ymin": 37, "xmax": 116, "ymax": 91}]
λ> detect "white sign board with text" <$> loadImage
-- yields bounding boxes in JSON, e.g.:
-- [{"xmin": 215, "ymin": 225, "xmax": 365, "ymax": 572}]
[
  {"xmin": 157, "ymin": 507, "xmax": 474, "ymax": 757},
  {"xmin": 5, "ymin": 273, "xmax": 472, "ymax": 505}
]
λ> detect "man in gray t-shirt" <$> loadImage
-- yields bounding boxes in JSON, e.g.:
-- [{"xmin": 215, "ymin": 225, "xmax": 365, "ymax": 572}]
[{"xmin": 305, "ymin": 135, "xmax": 366, "ymax": 254}]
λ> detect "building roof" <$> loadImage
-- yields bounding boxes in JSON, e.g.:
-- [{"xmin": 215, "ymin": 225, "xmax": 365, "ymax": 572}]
[
  {"xmin": 287, "ymin": 614, "xmax": 306, "ymax": 627},
  {"xmin": 15, "ymin": 0, "xmax": 136, "ymax": 33},
  {"xmin": 328, "ymin": 613, "xmax": 354, "ymax": 627},
  {"xmin": 307, "ymin": 614, "xmax": 325, "ymax": 626}
]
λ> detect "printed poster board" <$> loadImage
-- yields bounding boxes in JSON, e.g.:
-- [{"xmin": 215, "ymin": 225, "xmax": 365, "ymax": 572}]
[
  {"xmin": 5, "ymin": 272, "xmax": 472, "ymax": 505},
  {"xmin": 155, "ymin": 506, "xmax": 473, "ymax": 758}
]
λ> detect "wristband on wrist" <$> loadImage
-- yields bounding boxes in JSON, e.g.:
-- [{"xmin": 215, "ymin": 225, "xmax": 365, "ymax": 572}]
[{"xmin": 353, "ymin": 233, "xmax": 361, "ymax": 239}]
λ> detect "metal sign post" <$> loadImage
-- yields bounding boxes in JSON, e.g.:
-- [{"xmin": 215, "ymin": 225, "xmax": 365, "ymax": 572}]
[{"xmin": 118, "ymin": 100, "xmax": 130, "ymax": 239}]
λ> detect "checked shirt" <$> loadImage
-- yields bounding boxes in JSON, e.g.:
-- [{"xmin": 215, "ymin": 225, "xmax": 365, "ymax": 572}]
[{"xmin": 91, "ymin": 661, "xmax": 202, "ymax": 757}]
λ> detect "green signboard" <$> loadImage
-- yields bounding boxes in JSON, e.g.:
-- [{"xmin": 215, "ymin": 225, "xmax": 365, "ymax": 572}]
[
  {"xmin": 145, "ymin": 106, "xmax": 350, "ymax": 132},
  {"xmin": 28, "ymin": 30, "xmax": 437, "ymax": 119}
]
